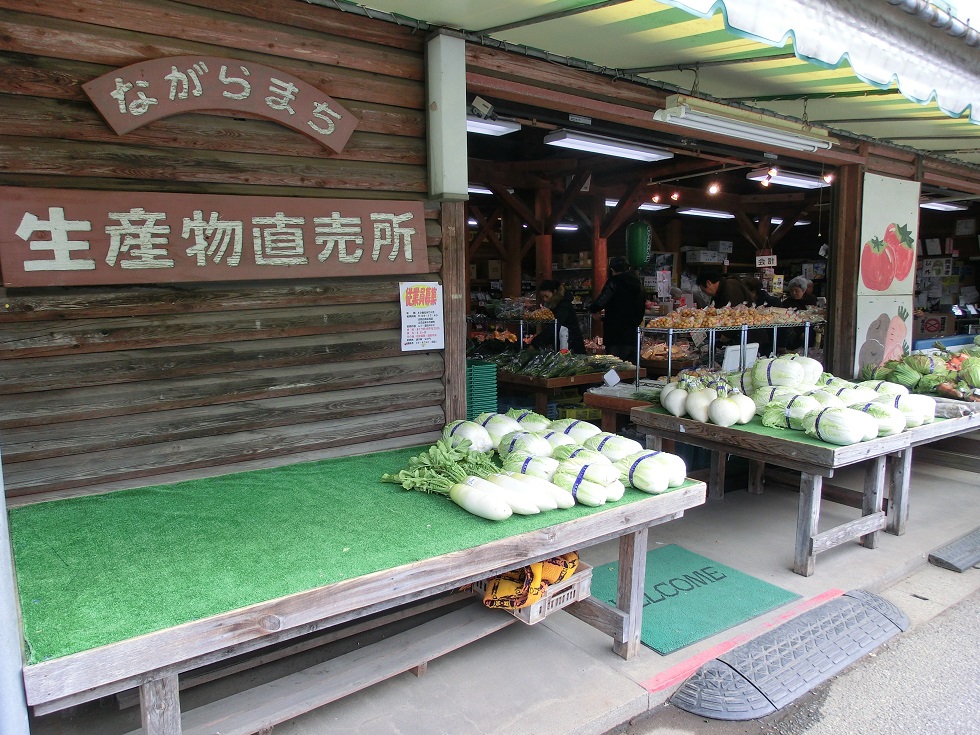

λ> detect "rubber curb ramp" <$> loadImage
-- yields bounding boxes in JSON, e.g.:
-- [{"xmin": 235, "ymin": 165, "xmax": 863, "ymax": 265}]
[
  {"xmin": 928, "ymin": 526, "xmax": 980, "ymax": 573},
  {"xmin": 669, "ymin": 589, "xmax": 909, "ymax": 721}
]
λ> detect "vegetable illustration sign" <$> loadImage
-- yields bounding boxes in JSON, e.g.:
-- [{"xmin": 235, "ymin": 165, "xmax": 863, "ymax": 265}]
[
  {"xmin": 860, "ymin": 222, "xmax": 915, "ymax": 291},
  {"xmin": 858, "ymin": 305, "xmax": 909, "ymax": 368}
]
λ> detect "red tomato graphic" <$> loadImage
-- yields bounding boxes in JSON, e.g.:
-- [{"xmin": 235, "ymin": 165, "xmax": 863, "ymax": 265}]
[
  {"xmin": 861, "ymin": 237, "xmax": 895, "ymax": 291},
  {"xmin": 883, "ymin": 223, "xmax": 915, "ymax": 281}
]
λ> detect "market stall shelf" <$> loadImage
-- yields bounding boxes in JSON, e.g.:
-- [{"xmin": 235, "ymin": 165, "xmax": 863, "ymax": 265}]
[
  {"xmin": 6, "ymin": 447, "xmax": 704, "ymax": 735},
  {"xmin": 497, "ymin": 369, "xmax": 645, "ymax": 416},
  {"xmin": 636, "ymin": 321, "xmax": 825, "ymax": 381},
  {"xmin": 629, "ymin": 407, "xmax": 911, "ymax": 577},
  {"xmin": 887, "ymin": 412, "xmax": 980, "ymax": 535}
]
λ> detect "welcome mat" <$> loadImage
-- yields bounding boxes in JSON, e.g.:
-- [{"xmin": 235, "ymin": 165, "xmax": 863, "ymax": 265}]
[{"xmin": 590, "ymin": 545, "xmax": 800, "ymax": 655}]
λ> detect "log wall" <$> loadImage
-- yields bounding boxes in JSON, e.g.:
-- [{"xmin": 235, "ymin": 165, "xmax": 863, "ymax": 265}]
[{"xmin": 0, "ymin": 0, "xmax": 445, "ymax": 502}]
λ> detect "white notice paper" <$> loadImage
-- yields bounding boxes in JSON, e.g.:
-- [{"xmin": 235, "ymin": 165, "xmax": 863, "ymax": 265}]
[
  {"xmin": 603, "ymin": 369, "xmax": 621, "ymax": 387},
  {"xmin": 399, "ymin": 282, "xmax": 445, "ymax": 351}
]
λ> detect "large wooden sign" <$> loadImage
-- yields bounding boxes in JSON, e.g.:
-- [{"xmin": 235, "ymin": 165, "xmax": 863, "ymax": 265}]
[
  {"xmin": 82, "ymin": 56, "xmax": 357, "ymax": 152},
  {"xmin": 0, "ymin": 187, "xmax": 428, "ymax": 287}
]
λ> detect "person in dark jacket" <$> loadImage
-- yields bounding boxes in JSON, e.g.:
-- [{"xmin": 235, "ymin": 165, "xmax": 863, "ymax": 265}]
[
  {"xmin": 743, "ymin": 276, "xmax": 781, "ymax": 307},
  {"xmin": 589, "ymin": 257, "xmax": 646, "ymax": 362},
  {"xmin": 778, "ymin": 276, "xmax": 819, "ymax": 352},
  {"xmin": 531, "ymin": 280, "xmax": 586, "ymax": 353},
  {"xmin": 696, "ymin": 271, "xmax": 753, "ymax": 308}
]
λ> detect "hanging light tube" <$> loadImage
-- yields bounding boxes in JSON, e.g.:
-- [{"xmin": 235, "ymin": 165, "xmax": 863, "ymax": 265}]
[
  {"xmin": 919, "ymin": 200, "xmax": 969, "ymax": 211},
  {"xmin": 604, "ymin": 198, "xmax": 670, "ymax": 211},
  {"xmin": 654, "ymin": 95, "xmax": 835, "ymax": 153},
  {"xmin": 466, "ymin": 114, "xmax": 521, "ymax": 136},
  {"xmin": 544, "ymin": 129, "xmax": 674, "ymax": 162},
  {"xmin": 747, "ymin": 168, "xmax": 830, "ymax": 190},
  {"xmin": 677, "ymin": 208, "xmax": 735, "ymax": 219}
]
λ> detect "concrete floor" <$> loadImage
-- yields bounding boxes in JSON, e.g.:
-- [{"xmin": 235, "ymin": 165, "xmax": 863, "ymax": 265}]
[{"xmin": 28, "ymin": 457, "xmax": 980, "ymax": 735}]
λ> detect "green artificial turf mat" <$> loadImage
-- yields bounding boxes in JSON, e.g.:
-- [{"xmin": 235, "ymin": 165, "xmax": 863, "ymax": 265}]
[
  {"xmin": 8, "ymin": 447, "xmax": 695, "ymax": 663},
  {"xmin": 590, "ymin": 544, "xmax": 800, "ymax": 655}
]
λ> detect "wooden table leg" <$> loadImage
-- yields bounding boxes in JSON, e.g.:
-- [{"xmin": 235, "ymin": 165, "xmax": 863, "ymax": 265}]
[
  {"xmin": 645, "ymin": 434, "xmax": 663, "ymax": 451},
  {"xmin": 140, "ymin": 674, "xmax": 181, "ymax": 735},
  {"xmin": 861, "ymin": 455, "xmax": 887, "ymax": 549},
  {"xmin": 708, "ymin": 450, "xmax": 727, "ymax": 501},
  {"xmin": 794, "ymin": 473, "xmax": 822, "ymax": 577},
  {"xmin": 886, "ymin": 448, "xmax": 913, "ymax": 536},
  {"xmin": 600, "ymin": 409, "xmax": 618, "ymax": 433},
  {"xmin": 613, "ymin": 527, "xmax": 649, "ymax": 660},
  {"xmin": 747, "ymin": 460, "xmax": 765, "ymax": 495},
  {"xmin": 535, "ymin": 390, "xmax": 549, "ymax": 416}
]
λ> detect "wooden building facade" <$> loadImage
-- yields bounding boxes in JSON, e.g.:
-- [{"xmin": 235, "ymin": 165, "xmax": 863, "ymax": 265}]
[{"xmin": 0, "ymin": 0, "xmax": 454, "ymax": 503}]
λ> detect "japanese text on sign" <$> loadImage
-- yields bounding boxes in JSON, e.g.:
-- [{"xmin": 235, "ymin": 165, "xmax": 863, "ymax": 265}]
[
  {"xmin": 756, "ymin": 255, "xmax": 778, "ymax": 268},
  {"xmin": 0, "ymin": 187, "xmax": 428, "ymax": 287},
  {"xmin": 82, "ymin": 56, "xmax": 357, "ymax": 152},
  {"xmin": 400, "ymin": 282, "xmax": 444, "ymax": 351}
]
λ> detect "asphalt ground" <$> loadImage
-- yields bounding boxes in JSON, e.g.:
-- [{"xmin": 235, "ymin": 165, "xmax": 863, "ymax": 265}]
[{"xmin": 607, "ymin": 570, "xmax": 980, "ymax": 735}]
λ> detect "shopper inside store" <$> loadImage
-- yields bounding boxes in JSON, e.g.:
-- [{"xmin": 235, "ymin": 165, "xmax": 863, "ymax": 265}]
[
  {"xmin": 782, "ymin": 276, "xmax": 818, "ymax": 310},
  {"xmin": 588, "ymin": 256, "xmax": 646, "ymax": 362},
  {"xmin": 532, "ymin": 279, "xmax": 586, "ymax": 353},
  {"xmin": 696, "ymin": 271, "xmax": 753, "ymax": 308}
]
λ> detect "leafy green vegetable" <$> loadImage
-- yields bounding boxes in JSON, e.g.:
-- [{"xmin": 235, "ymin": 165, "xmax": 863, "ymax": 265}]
[{"xmin": 381, "ymin": 439, "xmax": 498, "ymax": 494}]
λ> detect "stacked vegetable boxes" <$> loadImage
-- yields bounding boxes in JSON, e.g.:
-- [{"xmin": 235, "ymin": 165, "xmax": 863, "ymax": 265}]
[{"xmin": 466, "ymin": 360, "xmax": 498, "ymax": 421}]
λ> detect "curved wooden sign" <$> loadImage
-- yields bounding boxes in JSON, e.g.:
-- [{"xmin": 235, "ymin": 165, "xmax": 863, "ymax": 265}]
[{"xmin": 82, "ymin": 56, "xmax": 357, "ymax": 153}]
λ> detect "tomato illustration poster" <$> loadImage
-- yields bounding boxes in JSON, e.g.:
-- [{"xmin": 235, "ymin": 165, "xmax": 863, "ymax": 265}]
[
  {"xmin": 857, "ymin": 174, "xmax": 920, "ymax": 297},
  {"xmin": 852, "ymin": 174, "xmax": 919, "ymax": 376}
]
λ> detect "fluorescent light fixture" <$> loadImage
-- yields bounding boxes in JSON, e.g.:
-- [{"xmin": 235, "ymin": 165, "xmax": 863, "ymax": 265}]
[
  {"xmin": 466, "ymin": 114, "xmax": 521, "ymax": 136},
  {"xmin": 654, "ymin": 94, "xmax": 835, "ymax": 153},
  {"xmin": 677, "ymin": 208, "xmax": 735, "ymax": 219},
  {"xmin": 467, "ymin": 184, "xmax": 514, "ymax": 195},
  {"xmin": 554, "ymin": 223, "xmax": 580, "ymax": 232},
  {"xmin": 920, "ymin": 200, "xmax": 969, "ymax": 211},
  {"xmin": 544, "ymin": 129, "xmax": 674, "ymax": 162},
  {"xmin": 747, "ymin": 168, "xmax": 830, "ymax": 190},
  {"xmin": 604, "ymin": 198, "xmax": 670, "ymax": 212},
  {"xmin": 769, "ymin": 217, "xmax": 811, "ymax": 226},
  {"xmin": 467, "ymin": 218, "xmax": 478, "ymax": 226}
]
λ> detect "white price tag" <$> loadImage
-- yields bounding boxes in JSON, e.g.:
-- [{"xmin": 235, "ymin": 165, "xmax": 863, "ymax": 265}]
[
  {"xmin": 756, "ymin": 255, "xmax": 777, "ymax": 268},
  {"xmin": 603, "ymin": 369, "xmax": 621, "ymax": 387}
]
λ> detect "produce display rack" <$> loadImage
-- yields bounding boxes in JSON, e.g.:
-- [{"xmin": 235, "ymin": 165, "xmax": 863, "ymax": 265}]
[
  {"xmin": 497, "ymin": 369, "xmax": 645, "ymax": 416},
  {"xmin": 467, "ymin": 314, "xmax": 558, "ymax": 351},
  {"xmin": 635, "ymin": 321, "xmax": 826, "ymax": 382}
]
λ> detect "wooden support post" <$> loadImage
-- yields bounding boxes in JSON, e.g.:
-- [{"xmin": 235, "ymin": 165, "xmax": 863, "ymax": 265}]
[
  {"xmin": 613, "ymin": 527, "xmax": 648, "ymax": 660},
  {"xmin": 442, "ymin": 200, "xmax": 467, "ymax": 422},
  {"xmin": 503, "ymin": 210, "xmax": 523, "ymax": 298},
  {"xmin": 140, "ymin": 675, "xmax": 181, "ymax": 735},
  {"xmin": 535, "ymin": 187, "xmax": 552, "ymax": 282},
  {"xmin": 645, "ymin": 434, "xmax": 663, "ymax": 451},
  {"xmin": 411, "ymin": 661, "xmax": 428, "ymax": 677},
  {"xmin": 747, "ymin": 460, "xmax": 765, "ymax": 495},
  {"xmin": 827, "ymin": 164, "xmax": 863, "ymax": 377},
  {"xmin": 886, "ymin": 448, "xmax": 913, "ymax": 536},
  {"xmin": 795, "ymin": 473, "xmax": 823, "ymax": 577},
  {"xmin": 861, "ymin": 455, "xmax": 887, "ymax": 548},
  {"xmin": 708, "ymin": 450, "xmax": 727, "ymax": 501}
]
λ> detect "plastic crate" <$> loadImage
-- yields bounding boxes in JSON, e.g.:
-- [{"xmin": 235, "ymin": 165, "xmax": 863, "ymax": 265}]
[
  {"xmin": 471, "ymin": 562, "xmax": 592, "ymax": 625},
  {"xmin": 557, "ymin": 406, "xmax": 601, "ymax": 420}
]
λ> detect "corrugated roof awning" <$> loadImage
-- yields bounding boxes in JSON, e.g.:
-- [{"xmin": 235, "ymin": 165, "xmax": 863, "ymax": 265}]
[{"xmin": 664, "ymin": 0, "xmax": 980, "ymax": 122}]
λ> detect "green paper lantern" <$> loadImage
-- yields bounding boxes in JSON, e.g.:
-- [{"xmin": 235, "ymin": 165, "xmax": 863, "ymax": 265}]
[{"xmin": 625, "ymin": 220, "xmax": 652, "ymax": 267}]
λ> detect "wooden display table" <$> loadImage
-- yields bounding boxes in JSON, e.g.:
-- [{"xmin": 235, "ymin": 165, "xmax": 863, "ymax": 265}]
[
  {"xmin": 497, "ymin": 369, "xmax": 644, "ymax": 416},
  {"xmin": 11, "ymin": 473, "xmax": 704, "ymax": 735},
  {"xmin": 630, "ymin": 406, "xmax": 911, "ymax": 577},
  {"xmin": 582, "ymin": 391, "xmax": 652, "ymax": 433},
  {"xmin": 887, "ymin": 412, "xmax": 980, "ymax": 535}
]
